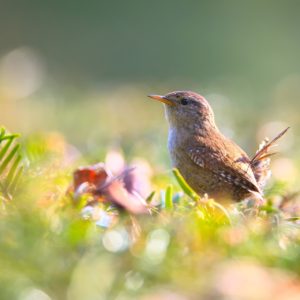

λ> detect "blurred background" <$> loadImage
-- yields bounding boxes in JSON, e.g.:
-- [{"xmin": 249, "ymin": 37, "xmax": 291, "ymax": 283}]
[
  {"xmin": 1, "ymin": 1, "xmax": 300, "ymax": 299},
  {"xmin": 0, "ymin": 1, "xmax": 299, "ymax": 166}
]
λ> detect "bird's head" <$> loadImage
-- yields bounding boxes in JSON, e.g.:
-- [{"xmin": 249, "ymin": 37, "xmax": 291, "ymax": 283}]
[{"xmin": 148, "ymin": 91, "xmax": 215, "ymax": 130}]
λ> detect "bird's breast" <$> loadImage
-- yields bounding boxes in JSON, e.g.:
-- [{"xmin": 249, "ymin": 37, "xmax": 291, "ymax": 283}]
[
  {"xmin": 167, "ymin": 127, "xmax": 215, "ymax": 196},
  {"xmin": 167, "ymin": 128, "xmax": 192, "ymax": 167}
]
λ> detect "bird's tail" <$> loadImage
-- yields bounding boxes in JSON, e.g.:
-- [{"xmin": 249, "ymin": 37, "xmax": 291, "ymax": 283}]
[{"xmin": 251, "ymin": 127, "xmax": 289, "ymax": 188}]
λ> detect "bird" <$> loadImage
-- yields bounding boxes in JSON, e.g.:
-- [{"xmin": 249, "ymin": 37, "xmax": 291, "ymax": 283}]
[{"xmin": 148, "ymin": 91, "xmax": 288, "ymax": 202}]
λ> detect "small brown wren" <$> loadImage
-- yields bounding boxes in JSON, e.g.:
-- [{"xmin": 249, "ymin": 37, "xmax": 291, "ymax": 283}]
[{"xmin": 148, "ymin": 91, "xmax": 288, "ymax": 202}]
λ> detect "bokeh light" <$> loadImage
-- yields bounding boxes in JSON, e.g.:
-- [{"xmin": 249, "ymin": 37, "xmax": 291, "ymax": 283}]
[{"xmin": 0, "ymin": 2, "xmax": 300, "ymax": 300}]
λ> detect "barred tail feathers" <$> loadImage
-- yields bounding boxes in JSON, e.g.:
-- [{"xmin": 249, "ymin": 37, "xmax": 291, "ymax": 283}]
[{"xmin": 251, "ymin": 127, "xmax": 289, "ymax": 188}]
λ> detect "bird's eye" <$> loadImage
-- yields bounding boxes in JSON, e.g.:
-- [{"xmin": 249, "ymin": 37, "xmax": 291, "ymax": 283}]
[{"xmin": 180, "ymin": 98, "xmax": 189, "ymax": 105}]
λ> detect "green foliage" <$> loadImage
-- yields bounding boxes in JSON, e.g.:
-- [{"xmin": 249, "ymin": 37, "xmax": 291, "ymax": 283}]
[
  {"xmin": 172, "ymin": 167, "xmax": 199, "ymax": 200},
  {"xmin": 164, "ymin": 184, "xmax": 173, "ymax": 211},
  {"xmin": 172, "ymin": 168, "xmax": 231, "ymax": 224},
  {"xmin": 0, "ymin": 129, "xmax": 299, "ymax": 300},
  {"xmin": 0, "ymin": 127, "xmax": 23, "ymax": 201}
]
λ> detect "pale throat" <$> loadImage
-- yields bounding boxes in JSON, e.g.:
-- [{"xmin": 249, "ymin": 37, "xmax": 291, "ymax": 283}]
[{"xmin": 166, "ymin": 113, "xmax": 217, "ymax": 138}]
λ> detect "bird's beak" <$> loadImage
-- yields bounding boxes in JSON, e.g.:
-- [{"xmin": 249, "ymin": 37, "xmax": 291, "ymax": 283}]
[{"xmin": 148, "ymin": 94, "xmax": 174, "ymax": 106}]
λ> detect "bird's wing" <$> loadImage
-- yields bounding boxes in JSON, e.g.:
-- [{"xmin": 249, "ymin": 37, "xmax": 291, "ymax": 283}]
[{"xmin": 188, "ymin": 144, "xmax": 261, "ymax": 194}]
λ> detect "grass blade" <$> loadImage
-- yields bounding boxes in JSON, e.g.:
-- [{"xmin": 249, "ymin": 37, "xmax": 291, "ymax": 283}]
[
  {"xmin": 208, "ymin": 199, "xmax": 231, "ymax": 224},
  {"xmin": 0, "ymin": 137, "xmax": 14, "ymax": 162},
  {"xmin": 9, "ymin": 165, "xmax": 23, "ymax": 194},
  {"xmin": 0, "ymin": 127, "xmax": 5, "ymax": 140},
  {"xmin": 165, "ymin": 184, "xmax": 173, "ymax": 211},
  {"xmin": 285, "ymin": 216, "xmax": 300, "ymax": 222},
  {"xmin": 146, "ymin": 191, "xmax": 156, "ymax": 204},
  {"xmin": 0, "ymin": 129, "xmax": 23, "ymax": 197},
  {"xmin": 172, "ymin": 168, "xmax": 199, "ymax": 201},
  {"xmin": 5, "ymin": 154, "xmax": 22, "ymax": 187},
  {"xmin": 0, "ymin": 144, "xmax": 20, "ymax": 175}
]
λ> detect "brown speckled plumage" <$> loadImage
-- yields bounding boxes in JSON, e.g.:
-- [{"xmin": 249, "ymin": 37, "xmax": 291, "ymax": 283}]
[{"xmin": 148, "ymin": 91, "xmax": 288, "ymax": 202}]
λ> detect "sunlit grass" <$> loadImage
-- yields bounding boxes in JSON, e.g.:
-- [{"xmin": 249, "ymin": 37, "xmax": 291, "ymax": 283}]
[{"xmin": 0, "ymin": 127, "xmax": 299, "ymax": 300}]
